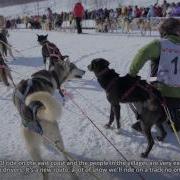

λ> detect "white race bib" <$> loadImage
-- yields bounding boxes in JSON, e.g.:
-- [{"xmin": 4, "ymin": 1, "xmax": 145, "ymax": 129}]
[{"xmin": 157, "ymin": 39, "xmax": 180, "ymax": 87}]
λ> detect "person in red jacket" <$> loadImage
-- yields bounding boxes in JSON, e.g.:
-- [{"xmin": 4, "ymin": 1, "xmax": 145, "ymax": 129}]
[{"xmin": 73, "ymin": 1, "xmax": 84, "ymax": 34}]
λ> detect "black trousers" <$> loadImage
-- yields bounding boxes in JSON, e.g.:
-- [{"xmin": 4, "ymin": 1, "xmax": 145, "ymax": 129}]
[{"xmin": 75, "ymin": 17, "xmax": 82, "ymax": 34}]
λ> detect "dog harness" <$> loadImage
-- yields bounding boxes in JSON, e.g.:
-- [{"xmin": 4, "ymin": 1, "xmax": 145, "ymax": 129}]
[
  {"xmin": 44, "ymin": 41, "xmax": 63, "ymax": 61},
  {"xmin": 14, "ymin": 79, "xmax": 34, "ymax": 124},
  {"xmin": 15, "ymin": 80, "xmax": 32, "ymax": 101},
  {"xmin": 120, "ymin": 81, "xmax": 140, "ymax": 101},
  {"xmin": 14, "ymin": 79, "xmax": 43, "ymax": 135},
  {"xmin": 96, "ymin": 68, "xmax": 119, "ymax": 92},
  {"xmin": 97, "ymin": 68, "xmax": 160, "ymax": 102}
]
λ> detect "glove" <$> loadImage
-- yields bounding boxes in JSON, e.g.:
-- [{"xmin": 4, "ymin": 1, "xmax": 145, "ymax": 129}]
[{"xmin": 26, "ymin": 120, "xmax": 43, "ymax": 135}]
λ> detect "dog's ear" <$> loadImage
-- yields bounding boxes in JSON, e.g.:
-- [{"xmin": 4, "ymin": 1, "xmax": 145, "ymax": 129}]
[
  {"xmin": 45, "ymin": 34, "xmax": 48, "ymax": 38},
  {"xmin": 36, "ymin": 34, "xmax": 39, "ymax": 37}
]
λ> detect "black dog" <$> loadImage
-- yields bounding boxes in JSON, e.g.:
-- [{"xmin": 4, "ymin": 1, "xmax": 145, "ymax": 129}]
[{"xmin": 88, "ymin": 58, "xmax": 167, "ymax": 158}]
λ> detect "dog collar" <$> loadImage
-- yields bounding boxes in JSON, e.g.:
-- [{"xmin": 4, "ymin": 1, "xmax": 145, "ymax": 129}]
[{"xmin": 96, "ymin": 68, "xmax": 110, "ymax": 77}]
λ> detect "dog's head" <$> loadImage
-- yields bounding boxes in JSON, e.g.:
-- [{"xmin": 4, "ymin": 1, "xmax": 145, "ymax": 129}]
[
  {"xmin": 66, "ymin": 61, "xmax": 86, "ymax": 80},
  {"xmin": 37, "ymin": 34, "xmax": 48, "ymax": 44},
  {"xmin": 0, "ymin": 28, "xmax": 9, "ymax": 37},
  {"xmin": 87, "ymin": 58, "xmax": 110, "ymax": 73},
  {"xmin": 53, "ymin": 59, "xmax": 85, "ymax": 83}
]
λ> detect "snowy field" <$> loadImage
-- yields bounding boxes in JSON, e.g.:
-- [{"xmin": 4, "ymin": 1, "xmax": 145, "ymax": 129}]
[{"xmin": 0, "ymin": 29, "xmax": 180, "ymax": 180}]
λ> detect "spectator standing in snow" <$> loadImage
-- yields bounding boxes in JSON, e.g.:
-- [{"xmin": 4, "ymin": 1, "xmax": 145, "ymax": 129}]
[
  {"xmin": 162, "ymin": 0, "xmax": 168, "ymax": 17},
  {"xmin": 47, "ymin": 7, "xmax": 53, "ymax": 30},
  {"xmin": 73, "ymin": 1, "xmax": 85, "ymax": 34},
  {"xmin": 171, "ymin": 2, "xmax": 180, "ymax": 17},
  {"xmin": 147, "ymin": 5, "xmax": 155, "ymax": 18},
  {"xmin": 166, "ymin": 3, "xmax": 176, "ymax": 17}
]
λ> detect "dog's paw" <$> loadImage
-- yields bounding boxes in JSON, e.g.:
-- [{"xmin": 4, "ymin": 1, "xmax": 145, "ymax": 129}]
[
  {"xmin": 131, "ymin": 121, "xmax": 142, "ymax": 133},
  {"xmin": 115, "ymin": 128, "xmax": 121, "ymax": 135},
  {"xmin": 140, "ymin": 152, "xmax": 148, "ymax": 158}
]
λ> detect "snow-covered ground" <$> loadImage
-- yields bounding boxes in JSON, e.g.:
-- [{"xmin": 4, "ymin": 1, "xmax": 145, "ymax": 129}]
[{"xmin": 0, "ymin": 29, "xmax": 180, "ymax": 180}]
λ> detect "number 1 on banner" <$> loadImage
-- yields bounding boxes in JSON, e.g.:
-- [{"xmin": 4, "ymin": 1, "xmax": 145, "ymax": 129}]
[{"xmin": 171, "ymin": 56, "xmax": 178, "ymax": 75}]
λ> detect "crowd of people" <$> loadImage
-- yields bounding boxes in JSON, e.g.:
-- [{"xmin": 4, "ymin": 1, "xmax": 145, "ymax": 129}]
[
  {"xmin": 93, "ymin": 0, "xmax": 180, "ymax": 21},
  {"xmin": 3, "ymin": 1, "xmax": 180, "ymax": 33}
]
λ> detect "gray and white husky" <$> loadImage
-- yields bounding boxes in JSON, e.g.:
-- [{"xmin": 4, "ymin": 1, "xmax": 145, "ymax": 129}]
[
  {"xmin": 13, "ymin": 59, "xmax": 85, "ymax": 180},
  {"xmin": 0, "ymin": 28, "xmax": 15, "ymax": 60}
]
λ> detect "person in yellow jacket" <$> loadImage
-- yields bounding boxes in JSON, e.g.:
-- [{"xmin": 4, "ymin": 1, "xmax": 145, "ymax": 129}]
[{"xmin": 129, "ymin": 18, "xmax": 180, "ymax": 130}]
